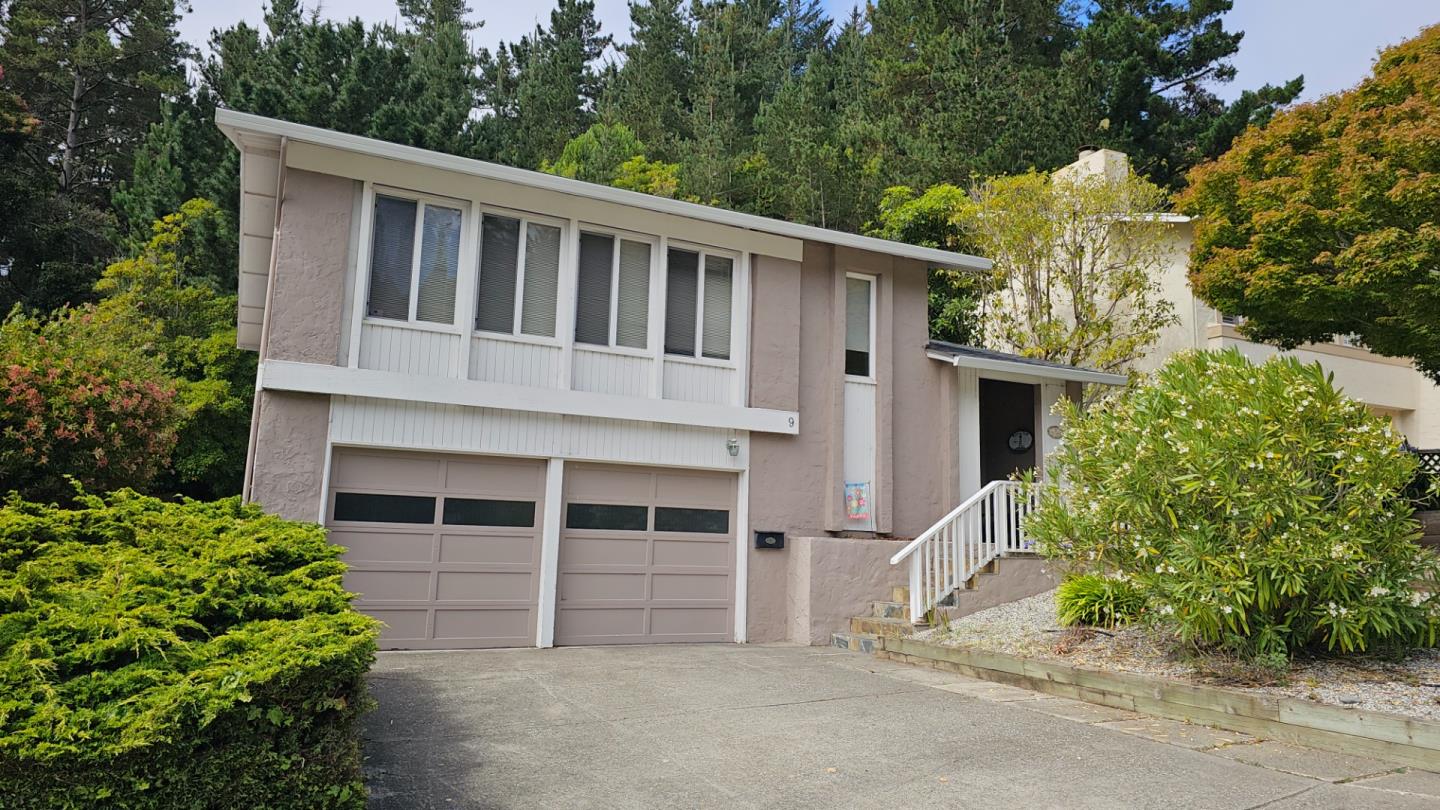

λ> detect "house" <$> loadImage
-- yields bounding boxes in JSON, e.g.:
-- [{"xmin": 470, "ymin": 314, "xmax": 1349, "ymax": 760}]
[
  {"xmin": 218, "ymin": 110, "xmax": 1122, "ymax": 649},
  {"xmin": 1059, "ymin": 148, "xmax": 1440, "ymax": 447}
]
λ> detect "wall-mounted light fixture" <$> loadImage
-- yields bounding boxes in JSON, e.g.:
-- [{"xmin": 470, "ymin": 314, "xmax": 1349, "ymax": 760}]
[{"xmin": 726, "ymin": 438, "xmax": 740, "ymax": 457}]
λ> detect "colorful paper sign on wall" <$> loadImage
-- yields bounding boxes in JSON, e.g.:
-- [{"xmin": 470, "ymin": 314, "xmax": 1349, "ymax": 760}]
[{"xmin": 844, "ymin": 481, "xmax": 871, "ymax": 521}]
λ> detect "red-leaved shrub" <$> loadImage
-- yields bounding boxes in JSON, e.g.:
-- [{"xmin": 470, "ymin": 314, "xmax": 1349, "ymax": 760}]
[{"xmin": 1, "ymin": 307, "xmax": 181, "ymax": 500}]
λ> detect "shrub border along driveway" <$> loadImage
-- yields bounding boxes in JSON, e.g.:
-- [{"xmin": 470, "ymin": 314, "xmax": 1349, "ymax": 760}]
[{"xmin": 879, "ymin": 637, "xmax": 1440, "ymax": 770}]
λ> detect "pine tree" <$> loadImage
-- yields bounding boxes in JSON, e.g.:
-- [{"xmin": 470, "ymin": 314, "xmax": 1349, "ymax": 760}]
[
  {"xmin": 0, "ymin": 0, "xmax": 189, "ymax": 311},
  {"xmin": 486, "ymin": 0, "xmax": 612, "ymax": 169},
  {"xmin": 604, "ymin": 0, "xmax": 694, "ymax": 162}
]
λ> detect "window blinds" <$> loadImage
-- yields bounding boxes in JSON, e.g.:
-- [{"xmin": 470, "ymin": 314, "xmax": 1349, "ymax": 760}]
[
  {"xmin": 615, "ymin": 240, "xmax": 651, "ymax": 349},
  {"xmin": 520, "ymin": 223, "xmax": 561, "ymax": 337},
  {"xmin": 415, "ymin": 204, "xmax": 461, "ymax": 323},
  {"xmin": 476, "ymin": 214, "xmax": 520, "ymax": 333},
  {"xmin": 701, "ymin": 255, "xmax": 732, "ymax": 359},
  {"xmin": 574, "ymin": 232, "xmax": 614, "ymax": 345},
  {"xmin": 664, "ymin": 248, "xmax": 699, "ymax": 356},
  {"xmin": 366, "ymin": 195, "xmax": 417, "ymax": 319}
]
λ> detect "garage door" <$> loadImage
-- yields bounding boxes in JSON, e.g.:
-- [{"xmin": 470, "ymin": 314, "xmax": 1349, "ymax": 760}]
[
  {"xmin": 556, "ymin": 464, "xmax": 736, "ymax": 645},
  {"xmin": 326, "ymin": 450, "xmax": 545, "ymax": 650}
]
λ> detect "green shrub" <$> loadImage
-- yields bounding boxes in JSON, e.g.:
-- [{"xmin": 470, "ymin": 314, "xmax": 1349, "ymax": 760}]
[
  {"xmin": 0, "ymin": 490, "xmax": 380, "ymax": 808},
  {"xmin": 1027, "ymin": 349, "xmax": 1440, "ymax": 657},
  {"xmin": 1056, "ymin": 573, "xmax": 1147, "ymax": 629}
]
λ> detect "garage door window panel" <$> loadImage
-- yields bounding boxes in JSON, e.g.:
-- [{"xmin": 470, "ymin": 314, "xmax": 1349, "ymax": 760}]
[
  {"xmin": 653, "ymin": 507, "xmax": 729, "ymax": 534},
  {"xmin": 333, "ymin": 492, "xmax": 437, "ymax": 524},
  {"xmin": 442, "ymin": 497, "xmax": 536, "ymax": 527},
  {"xmin": 565, "ymin": 503, "xmax": 648, "ymax": 531}
]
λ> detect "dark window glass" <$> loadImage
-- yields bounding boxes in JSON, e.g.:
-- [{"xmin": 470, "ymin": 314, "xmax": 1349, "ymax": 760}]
[
  {"xmin": 574, "ymin": 232, "xmax": 614, "ymax": 345},
  {"xmin": 442, "ymin": 498, "xmax": 536, "ymax": 527},
  {"xmin": 664, "ymin": 248, "xmax": 698, "ymax": 355},
  {"xmin": 367, "ymin": 195, "xmax": 417, "ymax": 319},
  {"xmin": 565, "ymin": 503, "xmax": 648, "ymax": 531},
  {"xmin": 476, "ymin": 214, "xmax": 521, "ymax": 332},
  {"xmin": 333, "ymin": 492, "xmax": 435, "ymax": 524},
  {"xmin": 845, "ymin": 349, "xmax": 870, "ymax": 377},
  {"xmin": 654, "ymin": 507, "xmax": 729, "ymax": 534}
]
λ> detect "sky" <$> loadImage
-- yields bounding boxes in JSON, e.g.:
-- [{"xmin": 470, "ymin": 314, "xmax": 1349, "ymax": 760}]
[{"xmin": 178, "ymin": 0, "xmax": 1440, "ymax": 104}]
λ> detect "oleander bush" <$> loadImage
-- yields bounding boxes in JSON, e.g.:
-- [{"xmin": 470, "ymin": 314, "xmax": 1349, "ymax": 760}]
[
  {"xmin": 1055, "ymin": 573, "xmax": 1147, "ymax": 629},
  {"xmin": 0, "ymin": 490, "xmax": 380, "ymax": 808},
  {"xmin": 1027, "ymin": 349, "xmax": 1440, "ymax": 658}
]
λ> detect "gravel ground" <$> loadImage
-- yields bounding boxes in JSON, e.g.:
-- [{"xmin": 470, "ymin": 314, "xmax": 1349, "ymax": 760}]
[{"xmin": 918, "ymin": 589, "xmax": 1440, "ymax": 722}]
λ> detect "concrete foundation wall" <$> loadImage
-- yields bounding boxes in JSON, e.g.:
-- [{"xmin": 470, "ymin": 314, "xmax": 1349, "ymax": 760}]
[
  {"xmin": 785, "ymin": 536, "xmax": 909, "ymax": 645},
  {"xmin": 250, "ymin": 390, "xmax": 330, "ymax": 522}
]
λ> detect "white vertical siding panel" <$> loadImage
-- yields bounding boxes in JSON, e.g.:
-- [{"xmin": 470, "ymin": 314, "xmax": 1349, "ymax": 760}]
[
  {"xmin": 469, "ymin": 336, "xmax": 562, "ymax": 388},
  {"xmin": 357, "ymin": 323, "xmax": 457, "ymax": 377},
  {"xmin": 661, "ymin": 358, "xmax": 737, "ymax": 405},
  {"xmin": 570, "ymin": 348, "xmax": 652, "ymax": 397},
  {"xmin": 328, "ymin": 396, "xmax": 742, "ymax": 470}
]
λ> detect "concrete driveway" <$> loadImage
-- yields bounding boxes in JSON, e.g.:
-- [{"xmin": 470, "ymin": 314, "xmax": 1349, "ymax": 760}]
[{"xmin": 362, "ymin": 644, "xmax": 1440, "ymax": 809}]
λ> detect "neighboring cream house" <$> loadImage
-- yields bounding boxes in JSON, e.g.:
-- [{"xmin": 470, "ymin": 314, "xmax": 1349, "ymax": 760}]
[
  {"xmin": 1062, "ymin": 148, "xmax": 1440, "ymax": 447},
  {"xmin": 218, "ymin": 111, "xmax": 1119, "ymax": 651}
]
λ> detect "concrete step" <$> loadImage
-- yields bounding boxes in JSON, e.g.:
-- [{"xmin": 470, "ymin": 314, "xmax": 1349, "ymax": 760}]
[
  {"xmin": 850, "ymin": 615, "xmax": 924, "ymax": 637},
  {"xmin": 870, "ymin": 600, "xmax": 909, "ymax": 619},
  {"xmin": 831, "ymin": 631, "xmax": 882, "ymax": 654}
]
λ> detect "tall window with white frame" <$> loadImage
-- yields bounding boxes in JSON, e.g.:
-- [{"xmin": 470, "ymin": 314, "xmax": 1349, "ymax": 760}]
[
  {"xmin": 366, "ymin": 192, "xmax": 463, "ymax": 324},
  {"xmin": 842, "ymin": 272, "xmax": 877, "ymax": 531},
  {"xmin": 845, "ymin": 274, "xmax": 874, "ymax": 377},
  {"xmin": 664, "ymin": 247, "xmax": 733, "ymax": 360},
  {"xmin": 474, "ymin": 213, "xmax": 563, "ymax": 337},
  {"xmin": 573, "ymin": 231, "xmax": 653, "ymax": 349}
]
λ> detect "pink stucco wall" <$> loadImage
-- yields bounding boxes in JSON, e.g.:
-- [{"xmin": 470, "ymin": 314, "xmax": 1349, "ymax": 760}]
[
  {"xmin": 787, "ymin": 535, "xmax": 909, "ymax": 645},
  {"xmin": 267, "ymin": 169, "xmax": 355, "ymax": 365},
  {"xmin": 249, "ymin": 390, "xmax": 330, "ymax": 522},
  {"xmin": 745, "ymin": 241, "xmax": 960, "ymax": 642}
]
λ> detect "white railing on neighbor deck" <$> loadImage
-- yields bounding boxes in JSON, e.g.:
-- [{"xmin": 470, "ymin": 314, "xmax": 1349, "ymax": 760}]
[{"xmin": 889, "ymin": 479, "xmax": 1038, "ymax": 624}]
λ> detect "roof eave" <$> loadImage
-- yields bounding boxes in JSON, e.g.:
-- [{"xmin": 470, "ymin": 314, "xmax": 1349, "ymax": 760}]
[
  {"xmin": 925, "ymin": 350, "xmax": 1128, "ymax": 386},
  {"xmin": 214, "ymin": 108, "xmax": 991, "ymax": 271}
]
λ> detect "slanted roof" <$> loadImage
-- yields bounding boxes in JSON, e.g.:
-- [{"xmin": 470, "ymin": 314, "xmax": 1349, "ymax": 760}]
[
  {"xmin": 214, "ymin": 108, "xmax": 992, "ymax": 271},
  {"xmin": 925, "ymin": 340, "xmax": 1128, "ymax": 386}
]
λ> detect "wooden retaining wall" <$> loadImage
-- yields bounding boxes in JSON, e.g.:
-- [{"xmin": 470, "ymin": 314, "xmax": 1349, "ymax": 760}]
[{"xmin": 879, "ymin": 637, "xmax": 1440, "ymax": 771}]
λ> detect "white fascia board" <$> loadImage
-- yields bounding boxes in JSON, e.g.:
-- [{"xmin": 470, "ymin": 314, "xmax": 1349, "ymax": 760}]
[
  {"xmin": 260, "ymin": 360, "xmax": 800, "ymax": 435},
  {"xmin": 215, "ymin": 108, "xmax": 991, "ymax": 271},
  {"xmin": 925, "ymin": 351, "xmax": 1128, "ymax": 386}
]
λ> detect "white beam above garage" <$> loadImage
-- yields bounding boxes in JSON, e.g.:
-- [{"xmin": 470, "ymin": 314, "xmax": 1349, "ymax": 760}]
[{"xmin": 262, "ymin": 360, "xmax": 800, "ymax": 435}]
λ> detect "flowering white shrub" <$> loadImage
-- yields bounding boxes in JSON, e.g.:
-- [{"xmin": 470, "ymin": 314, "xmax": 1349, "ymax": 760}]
[{"xmin": 1026, "ymin": 349, "xmax": 1440, "ymax": 656}]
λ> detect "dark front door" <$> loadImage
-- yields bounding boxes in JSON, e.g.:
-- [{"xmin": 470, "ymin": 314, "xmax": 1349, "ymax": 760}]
[{"xmin": 979, "ymin": 379, "xmax": 1038, "ymax": 483}]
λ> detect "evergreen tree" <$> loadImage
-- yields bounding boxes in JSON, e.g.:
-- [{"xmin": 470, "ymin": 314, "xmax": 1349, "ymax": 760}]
[
  {"xmin": 370, "ymin": 0, "xmax": 485, "ymax": 156},
  {"xmin": 1076, "ymin": 0, "xmax": 1302, "ymax": 189},
  {"xmin": 0, "ymin": 0, "xmax": 189, "ymax": 311},
  {"xmin": 485, "ymin": 0, "xmax": 612, "ymax": 169},
  {"xmin": 604, "ymin": 0, "xmax": 694, "ymax": 162}
]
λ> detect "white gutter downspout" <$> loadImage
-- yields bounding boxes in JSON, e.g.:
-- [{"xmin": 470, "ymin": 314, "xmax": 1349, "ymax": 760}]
[{"xmin": 241, "ymin": 135, "xmax": 290, "ymax": 503}]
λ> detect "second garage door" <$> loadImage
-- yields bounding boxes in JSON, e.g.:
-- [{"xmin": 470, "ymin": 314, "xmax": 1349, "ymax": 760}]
[{"xmin": 556, "ymin": 464, "xmax": 737, "ymax": 645}]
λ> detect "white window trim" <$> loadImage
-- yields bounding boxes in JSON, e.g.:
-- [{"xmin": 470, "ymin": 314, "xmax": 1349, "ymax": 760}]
[
  {"xmin": 573, "ymin": 224, "xmax": 659, "ymax": 353},
  {"xmin": 359, "ymin": 184, "xmax": 470, "ymax": 332},
  {"xmin": 845, "ymin": 271, "xmax": 877, "ymax": 384},
  {"xmin": 473, "ymin": 206, "xmax": 569, "ymax": 342},
  {"xmin": 666, "ymin": 239, "xmax": 740, "ymax": 366}
]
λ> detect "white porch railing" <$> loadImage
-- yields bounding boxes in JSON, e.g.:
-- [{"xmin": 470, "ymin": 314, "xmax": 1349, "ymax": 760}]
[{"xmin": 889, "ymin": 479, "xmax": 1037, "ymax": 623}]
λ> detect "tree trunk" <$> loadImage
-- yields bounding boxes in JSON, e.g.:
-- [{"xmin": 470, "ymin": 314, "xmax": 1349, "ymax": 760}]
[{"xmin": 60, "ymin": 1, "xmax": 89, "ymax": 196}]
